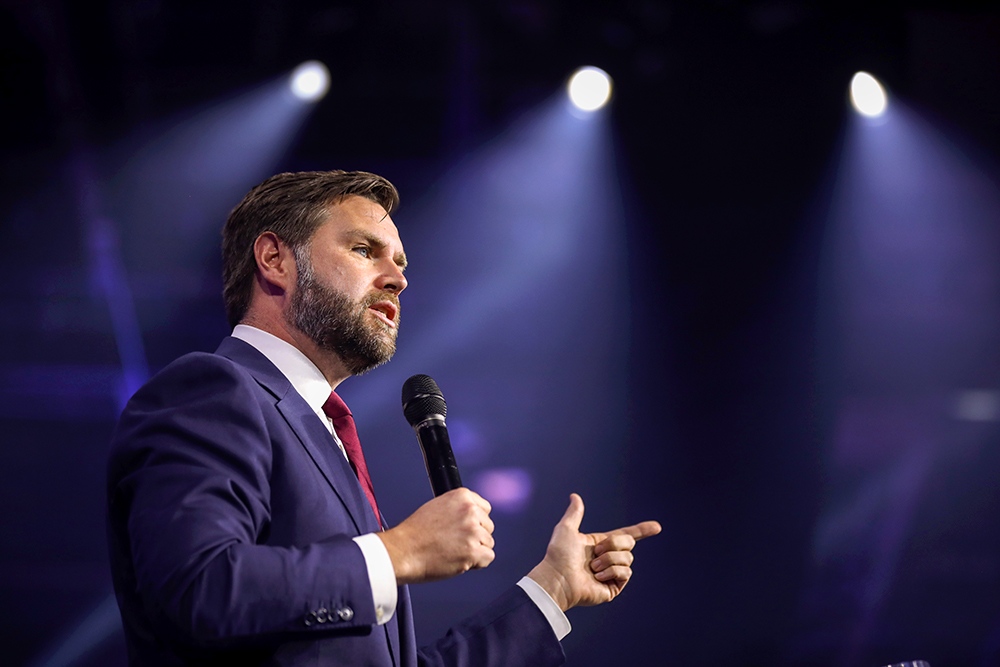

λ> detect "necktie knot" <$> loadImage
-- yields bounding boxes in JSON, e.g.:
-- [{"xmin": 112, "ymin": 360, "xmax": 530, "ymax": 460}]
[{"xmin": 322, "ymin": 391, "xmax": 352, "ymax": 422}]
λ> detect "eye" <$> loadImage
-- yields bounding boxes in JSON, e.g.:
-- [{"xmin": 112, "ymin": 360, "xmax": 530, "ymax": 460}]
[{"xmin": 353, "ymin": 246, "xmax": 370, "ymax": 258}]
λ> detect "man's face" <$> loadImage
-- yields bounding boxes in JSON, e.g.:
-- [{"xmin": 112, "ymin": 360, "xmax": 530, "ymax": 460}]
[{"xmin": 288, "ymin": 196, "xmax": 407, "ymax": 375}]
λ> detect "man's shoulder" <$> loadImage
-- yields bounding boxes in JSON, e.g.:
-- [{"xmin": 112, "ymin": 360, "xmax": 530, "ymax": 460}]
[
  {"xmin": 109, "ymin": 344, "xmax": 283, "ymax": 461},
  {"xmin": 124, "ymin": 339, "xmax": 283, "ymax": 413},
  {"xmin": 148, "ymin": 348, "xmax": 251, "ymax": 392}
]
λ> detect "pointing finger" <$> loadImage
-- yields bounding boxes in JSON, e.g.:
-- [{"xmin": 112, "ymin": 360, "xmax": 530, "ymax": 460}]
[
  {"xmin": 612, "ymin": 520, "xmax": 662, "ymax": 541},
  {"xmin": 593, "ymin": 521, "xmax": 661, "ymax": 555}
]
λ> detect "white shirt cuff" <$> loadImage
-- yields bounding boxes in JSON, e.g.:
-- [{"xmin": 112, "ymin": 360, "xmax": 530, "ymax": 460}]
[
  {"xmin": 352, "ymin": 533, "xmax": 397, "ymax": 625},
  {"xmin": 516, "ymin": 576, "xmax": 571, "ymax": 641}
]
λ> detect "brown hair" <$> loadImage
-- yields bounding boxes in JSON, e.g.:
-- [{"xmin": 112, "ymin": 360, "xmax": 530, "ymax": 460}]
[{"xmin": 222, "ymin": 170, "xmax": 399, "ymax": 327}]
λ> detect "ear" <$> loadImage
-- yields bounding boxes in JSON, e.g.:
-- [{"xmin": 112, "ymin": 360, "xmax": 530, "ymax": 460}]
[{"xmin": 253, "ymin": 231, "xmax": 297, "ymax": 292}]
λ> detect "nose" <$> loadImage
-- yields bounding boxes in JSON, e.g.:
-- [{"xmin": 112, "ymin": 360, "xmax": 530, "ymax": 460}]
[{"xmin": 376, "ymin": 259, "xmax": 407, "ymax": 295}]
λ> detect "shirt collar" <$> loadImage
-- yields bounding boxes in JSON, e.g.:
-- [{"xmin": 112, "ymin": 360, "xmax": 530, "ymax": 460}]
[{"xmin": 232, "ymin": 324, "xmax": 332, "ymax": 414}]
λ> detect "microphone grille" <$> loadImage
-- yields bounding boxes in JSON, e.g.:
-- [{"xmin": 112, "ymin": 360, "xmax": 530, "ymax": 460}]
[{"xmin": 401, "ymin": 374, "xmax": 447, "ymax": 426}]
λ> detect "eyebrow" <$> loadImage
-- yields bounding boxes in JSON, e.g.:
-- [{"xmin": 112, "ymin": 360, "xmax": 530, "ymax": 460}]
[{"xmin": 347, "ymin": 229, "xmax": 408, "ymax": 271}]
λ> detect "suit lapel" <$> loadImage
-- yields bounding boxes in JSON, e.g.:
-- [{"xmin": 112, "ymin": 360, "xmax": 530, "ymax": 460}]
[
  {"xmin": 216, "ymin": 336, "xmax": 380, "ymax": 535},
  {"xmin": 277, "ymin": 393, "xmax": 381, "ymax": 534}
]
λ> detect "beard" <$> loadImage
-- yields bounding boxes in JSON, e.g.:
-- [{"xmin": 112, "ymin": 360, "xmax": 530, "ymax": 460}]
[{"xmin": 289, "ymin": 252, "xmax": 399, "ymax": 376}]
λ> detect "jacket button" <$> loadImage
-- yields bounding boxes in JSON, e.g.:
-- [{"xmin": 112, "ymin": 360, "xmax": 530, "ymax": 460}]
[
  {"xmin": 316, "ymin": 608, "xmax": 329, "ymax": 623},
  {"xmin": 304, "ymin": 611, "xmax": 317, "ymax": 627},
  {"xmin": 337, "ymin": 607, "xmax": 354, "ymax": 622}
]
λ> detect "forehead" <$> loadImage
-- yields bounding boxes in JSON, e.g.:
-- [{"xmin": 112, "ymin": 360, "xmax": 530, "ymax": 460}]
[{"xmin": 316, "ymin": 195, "xmax": 403, "ymax": 247}]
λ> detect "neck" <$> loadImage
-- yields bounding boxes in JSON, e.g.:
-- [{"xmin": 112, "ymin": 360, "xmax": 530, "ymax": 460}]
[{"xmin": 239, "ymin": 313, "xmax": 352, "ymax": 389}]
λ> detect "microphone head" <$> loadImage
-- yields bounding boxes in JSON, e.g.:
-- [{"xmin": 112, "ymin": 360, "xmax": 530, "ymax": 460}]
[{"xmin": 402, "ymin": 374, "xmax": 447, "ymax": 426}]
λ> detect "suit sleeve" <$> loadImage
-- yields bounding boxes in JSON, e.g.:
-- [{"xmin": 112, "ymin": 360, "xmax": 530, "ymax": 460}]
[
  {"xmin": 107, "ymin": 353, "xmax": 376, "ymax": 650},
  {"xmin": 416, "ymin": 586, "xmax": 565, "ymax": 667}
]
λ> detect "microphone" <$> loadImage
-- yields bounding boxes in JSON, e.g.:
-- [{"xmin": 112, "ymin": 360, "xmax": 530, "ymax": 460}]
[{"xmin": 401, "ymin": 374, "xmax": 462, "ymax": 496}]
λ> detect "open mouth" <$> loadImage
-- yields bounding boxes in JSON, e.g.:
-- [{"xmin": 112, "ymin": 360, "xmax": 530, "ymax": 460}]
[{"xmin": 368, "ymin": 300, "xmax": 398, "ymax": 329}]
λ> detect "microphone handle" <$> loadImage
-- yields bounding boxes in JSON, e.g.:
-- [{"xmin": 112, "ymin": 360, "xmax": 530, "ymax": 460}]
[{"xmin": 414, "ymin": 419, "xmax": 462, "ymax": 496}]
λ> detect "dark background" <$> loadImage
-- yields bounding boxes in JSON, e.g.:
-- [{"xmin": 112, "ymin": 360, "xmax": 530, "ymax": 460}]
[{"xmin": 3, "ymin": 1, "xmax": 1000, "ymax": 666}]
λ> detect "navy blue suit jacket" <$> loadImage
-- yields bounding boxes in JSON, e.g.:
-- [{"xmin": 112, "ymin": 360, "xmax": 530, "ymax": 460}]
[{"xmin": 106, "ymin": 336, "xmax": 565, "ymax": 666}]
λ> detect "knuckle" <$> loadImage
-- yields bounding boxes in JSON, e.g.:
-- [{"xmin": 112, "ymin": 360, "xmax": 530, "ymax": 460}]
[{"xmin": 616, "ymin": 535, "xmax": 635, "ymax": 550}]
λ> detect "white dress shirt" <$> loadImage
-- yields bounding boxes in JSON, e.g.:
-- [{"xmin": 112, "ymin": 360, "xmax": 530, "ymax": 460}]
[{"xmin": 232, "ymin": 325, "xmax": 570, "ymax": 639}]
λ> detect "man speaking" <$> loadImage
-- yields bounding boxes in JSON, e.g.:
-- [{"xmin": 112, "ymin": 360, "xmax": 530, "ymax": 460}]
[{"xmin": 106, "ymin": 170, "xmax": 660, "ymax": 666}]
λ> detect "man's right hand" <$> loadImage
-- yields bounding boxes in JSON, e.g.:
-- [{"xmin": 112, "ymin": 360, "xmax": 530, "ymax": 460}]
[{"xmin": 377, "ymin": 488, "xmax": 495, "ymax": 585}]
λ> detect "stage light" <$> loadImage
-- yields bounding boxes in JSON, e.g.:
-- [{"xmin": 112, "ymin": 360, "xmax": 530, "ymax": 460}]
[
  {"xmin": 568, "ymin": 66, "xmax": 612, "ymax": 112},
  {"xmin": 290, "ymin": 61, "xmax": 330, "ymax": 102},
  {"xmin": 850, "ymin": 71, "xmax": 887, "ymax": 117},
  {"xmin": 954, "ymin": 390, "xmax": 1000, "ymax": 422},
  {"xmin": 472, "ymin": 468, "xmax": 533, "ymax": 513}
]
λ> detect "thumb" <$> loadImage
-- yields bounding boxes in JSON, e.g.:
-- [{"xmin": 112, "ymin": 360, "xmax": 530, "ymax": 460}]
[{"xmin": 558, "ymin": 493, "xmax": 585, "ymax": 532}]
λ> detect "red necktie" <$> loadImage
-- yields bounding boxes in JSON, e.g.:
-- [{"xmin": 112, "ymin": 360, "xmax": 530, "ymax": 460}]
[{"xmin": 322, "ymin": 391, "xmax": 382, "ymax": 527}]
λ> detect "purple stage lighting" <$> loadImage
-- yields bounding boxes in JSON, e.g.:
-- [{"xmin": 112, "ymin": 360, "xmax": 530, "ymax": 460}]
[
  {"xmin": 797, "ymin": 99, "xmax": 1000, "ymax": 665},
  {"xmin": 472, "ymin": 468, "xmax": 534, "ymax": 513}
]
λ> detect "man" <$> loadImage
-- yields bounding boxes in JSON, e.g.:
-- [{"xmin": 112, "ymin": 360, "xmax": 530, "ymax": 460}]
[{"xmin": 106, "ymin": 170, "xmax": 660, "ymax": 666}]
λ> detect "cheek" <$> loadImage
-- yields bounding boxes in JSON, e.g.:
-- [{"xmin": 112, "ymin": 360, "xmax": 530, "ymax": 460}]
[
  {"xmin": 312, "ymin": 251, "xmax": 378, "ymax": 297},
  {"xmin": 338, "ymin": 272, "xmax": 378, "ymax": 303},
  {"xmin": 314, "ymin": 259, "xmax": 353, "ymax": 288}
]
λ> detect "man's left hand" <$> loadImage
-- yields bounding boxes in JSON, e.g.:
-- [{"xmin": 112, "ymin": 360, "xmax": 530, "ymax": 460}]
[{"xmin": 526, "ymin": 493, "xmax": 661, "ymax": 612}]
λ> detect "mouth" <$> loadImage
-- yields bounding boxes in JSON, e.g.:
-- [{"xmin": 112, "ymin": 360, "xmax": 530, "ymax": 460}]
[{"xmin": 368, "ymin": 300, "xmax": 399, "ymax": 329}]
